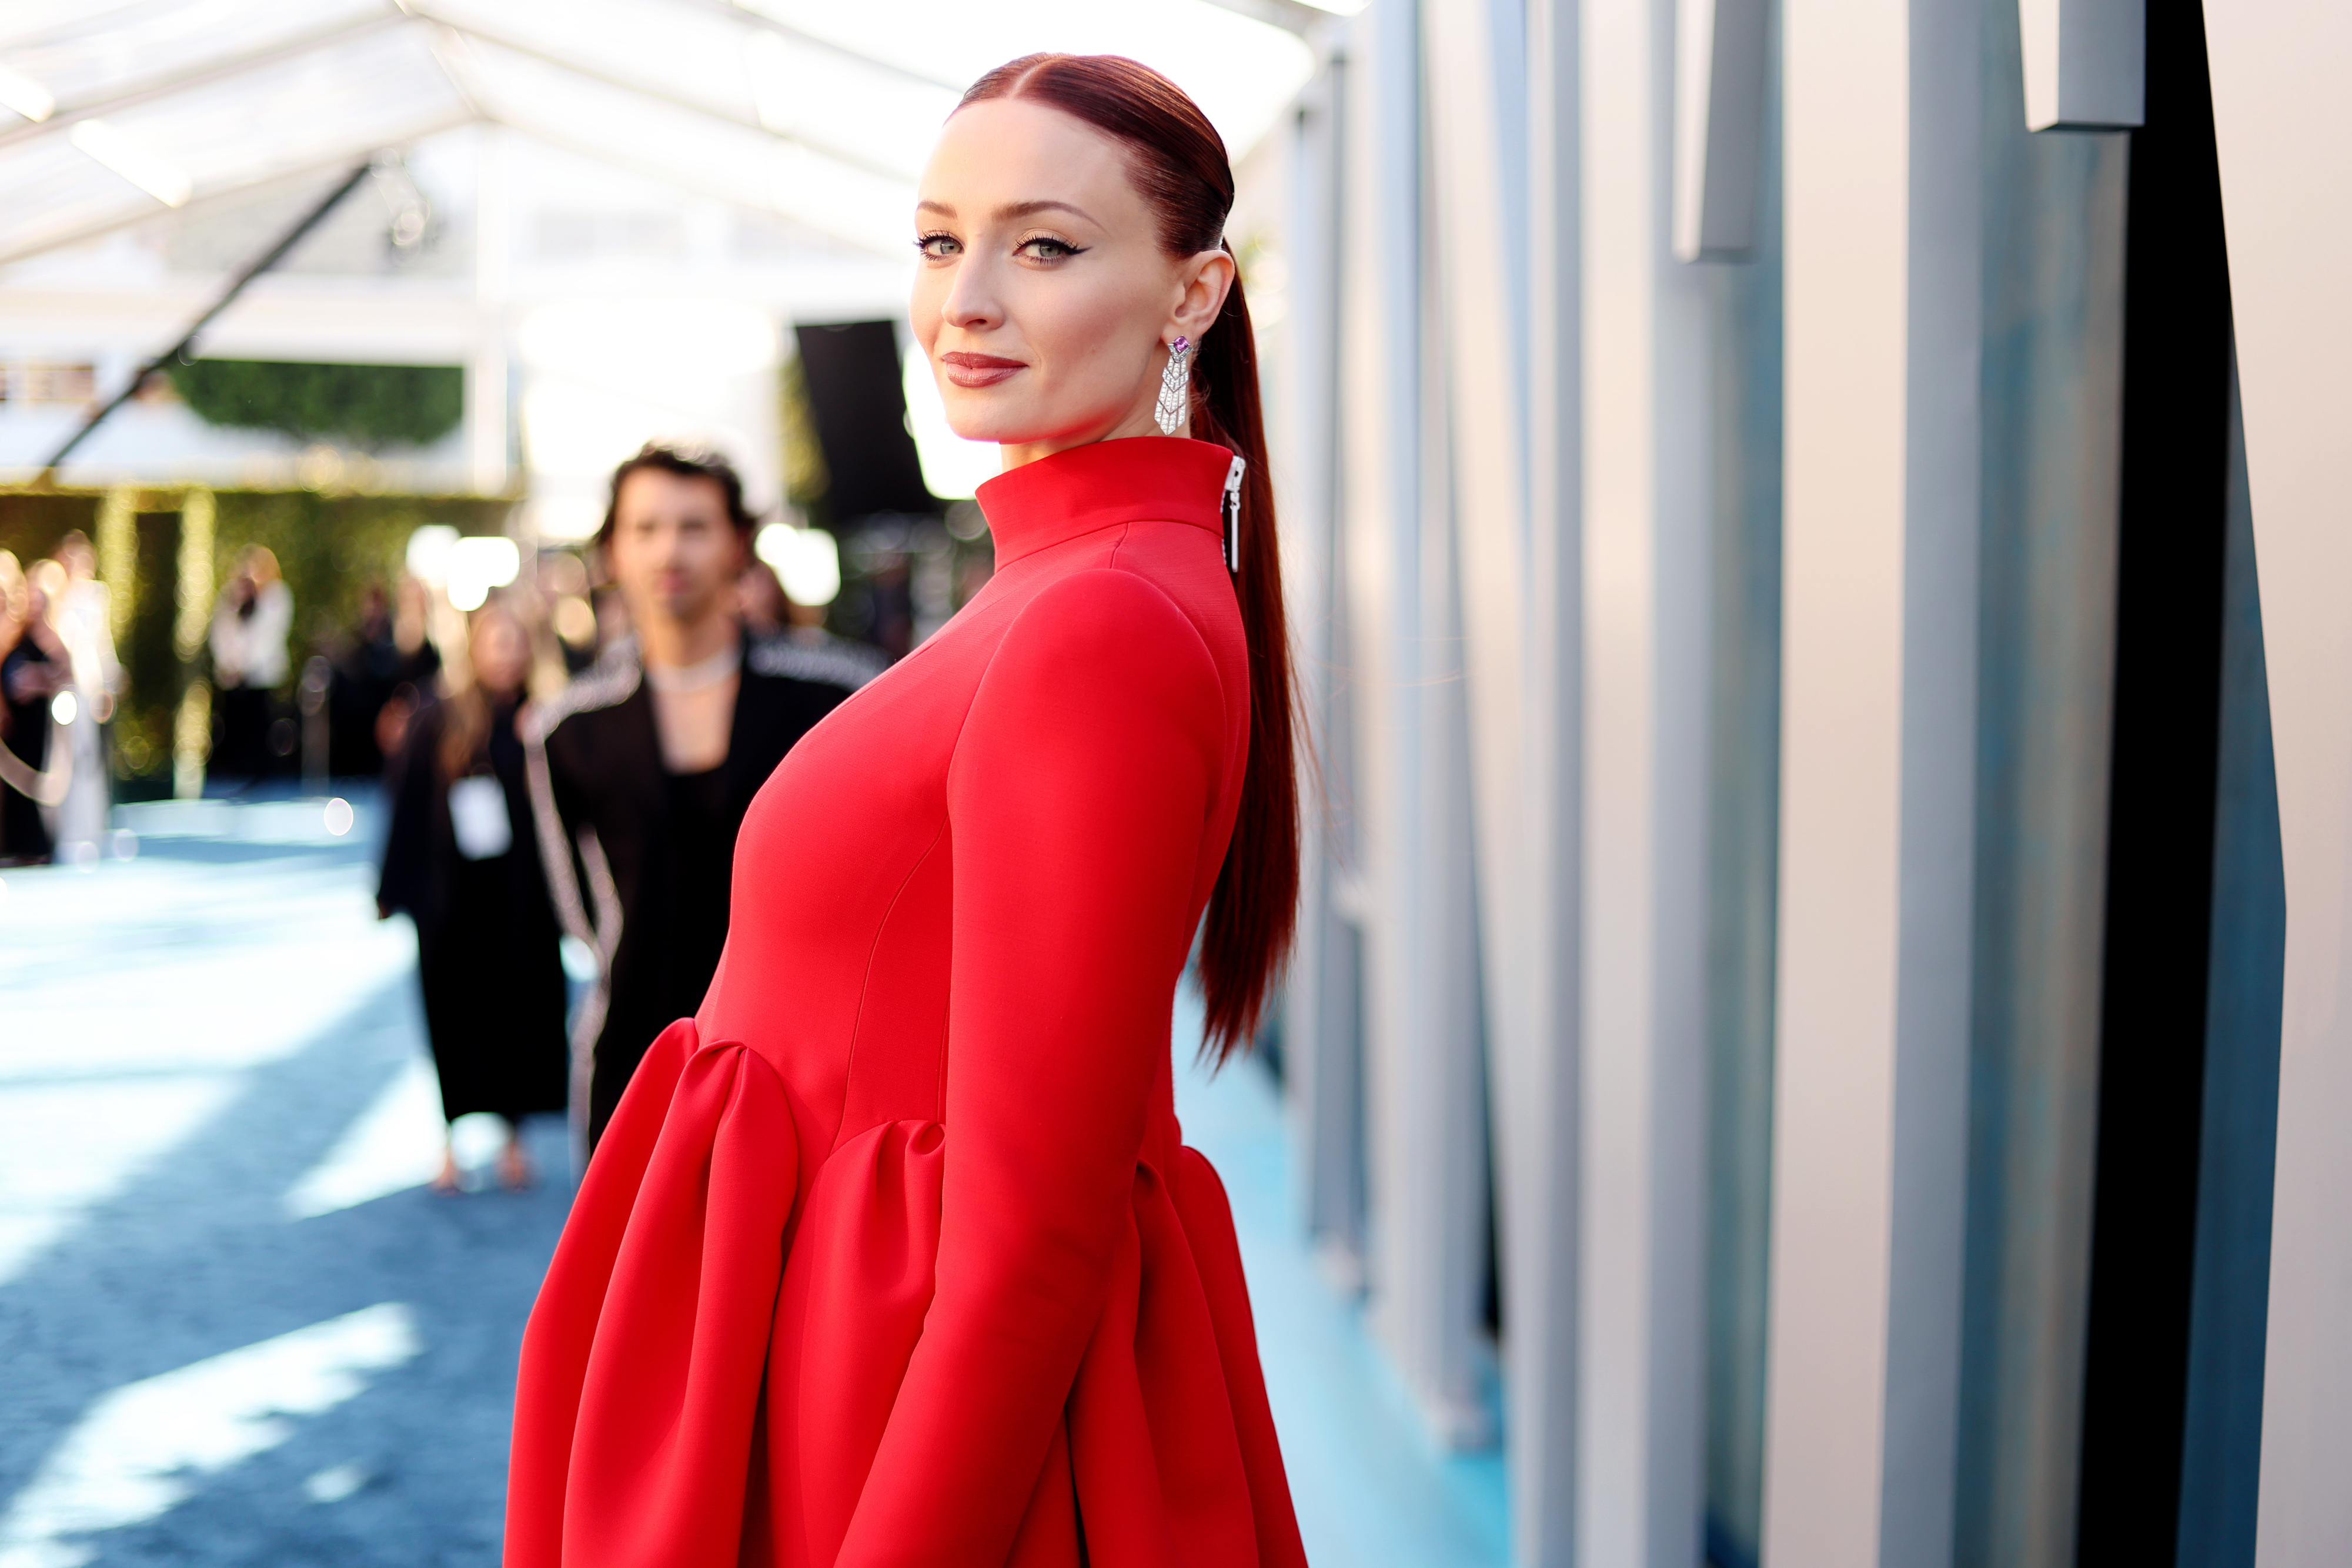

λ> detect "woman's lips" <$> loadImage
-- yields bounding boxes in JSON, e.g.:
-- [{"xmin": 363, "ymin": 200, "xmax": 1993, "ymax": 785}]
[{"xmin": 939, "ymin": 351, "xmax": 1025, "ymax": 389}]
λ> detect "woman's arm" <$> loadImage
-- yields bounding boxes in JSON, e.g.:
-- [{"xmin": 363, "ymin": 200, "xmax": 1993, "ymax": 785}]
[{"xmin": 837, "ymin": 568, "xmax": 1229, "ymax": 1565}]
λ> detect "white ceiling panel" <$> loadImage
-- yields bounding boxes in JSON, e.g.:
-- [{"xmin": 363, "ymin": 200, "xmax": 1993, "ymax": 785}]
[
  {"xmin": 0, "ymin": 0, "xmax": 1314, "ymax": 263},
  {"xmin": 452, "ymin": 31, "xmax": 911, "ymax": 252},
  {"xmin": 415, "ymin": 0, "xmax": 766, "ymax": 130},
  {"xmin": 0, "ymin": 0, "xmax": 393, "ymax": 121},
  {"xmin": 0, "ymin": 23, "xmax": 469, "ymax": 260},
  {"xmin": 734, "ymin": 0, "xmax": 1315, "ymax": 157}
]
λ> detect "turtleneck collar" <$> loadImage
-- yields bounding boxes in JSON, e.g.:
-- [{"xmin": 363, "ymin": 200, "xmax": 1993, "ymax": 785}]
[{"xmin": 974, "ymin": 436, "xmax": 1235, "ymax": 567}]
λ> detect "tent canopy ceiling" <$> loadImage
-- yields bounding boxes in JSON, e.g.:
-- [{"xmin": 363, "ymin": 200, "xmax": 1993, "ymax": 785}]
[{"xmin": 0, "ymin": 0, "xmax": 1324, "ymax": 265}]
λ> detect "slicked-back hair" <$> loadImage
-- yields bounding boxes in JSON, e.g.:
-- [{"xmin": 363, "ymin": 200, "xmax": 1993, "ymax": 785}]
[
  {"xmin": 596, "ymin": 443, "xmax": 759, "ymax": 551},
  {"xmin": 957, "ymin": 54, "xmax": 1299, "ymax": 1065}
]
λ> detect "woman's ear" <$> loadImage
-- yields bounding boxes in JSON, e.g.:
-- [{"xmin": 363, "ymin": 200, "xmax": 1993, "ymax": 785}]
[{"xmin": 1170, "ymin": 248, "xmax": 1237, "ymax": 342}]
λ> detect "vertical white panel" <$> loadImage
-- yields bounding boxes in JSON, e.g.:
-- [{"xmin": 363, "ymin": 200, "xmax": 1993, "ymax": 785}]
[
  {"xmin": 1763, "ymin": 0, "xmax": 1979, "ymax": 1562},
  {"xmin": 1519, "ymin": 0, "xmax": 1588, "ymax": 1559},
  {"xmin": 1341, "ymin": 0, "xmax": 1493, "ymax": 1447},
  {"xmin": 1673, "ymin": 0, "xmax": 1771, "ymax": 259},
  {"xmin": 1579, "ymin": 0, "xmax": 1710, "ymax": 1562},
  {"xmin": 2200, "ymin": 6, "xmax": 2352, "ymax": 1564},
  {"xmin": 1431, "ymin": 0, "xmax": 1584, "ymax": 1555},
  {"xmin": 1281, "ymin": 56, "xmax": 1369, "ymax": 1274},
  {"xmin": 2017, "ymin": 0, "xmax": 2144, "ymax": 131}
]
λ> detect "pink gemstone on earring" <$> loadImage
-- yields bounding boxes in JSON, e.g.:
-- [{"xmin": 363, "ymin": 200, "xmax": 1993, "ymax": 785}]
[{"xmin": 1171, "ymin": 336, "xmax": 1190, "ymax": 353}]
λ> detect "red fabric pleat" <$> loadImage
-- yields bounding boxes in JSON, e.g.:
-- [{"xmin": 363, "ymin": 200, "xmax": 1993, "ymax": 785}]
[
  {"xmin": 510, "ymin": 1043, "xmax": 1300, "ymax": 1568},
  {"xmin": 767, "ymin": 1118, "xmax": 947, "ymax": 1567},
  {"xmin": 505, "ymin": 1019, "xmax": 797, "ymax": 1568}
]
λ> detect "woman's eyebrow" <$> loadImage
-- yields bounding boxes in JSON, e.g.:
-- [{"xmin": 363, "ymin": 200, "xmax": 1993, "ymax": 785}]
[
  {"xmin": 996, "ymin": 199, "xmax": 1096, "ymax": 223},
  {"xmin": 913, "ymin": 198, "xmax": 1098, "ymax": 225}
]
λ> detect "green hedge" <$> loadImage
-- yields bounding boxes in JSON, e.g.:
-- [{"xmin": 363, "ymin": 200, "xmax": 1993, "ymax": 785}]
[
  {"xmin": 167, "ymin": 359, "xmax": 464, "ymax": 448},
  {"xmin": 0, "ymin": 488, "xmax": 511, "ymax": 785}
]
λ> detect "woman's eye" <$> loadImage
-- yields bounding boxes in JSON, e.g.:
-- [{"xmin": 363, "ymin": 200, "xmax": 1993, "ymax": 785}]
[
  {"xmin": 916, "ymin": 232, "xmax": 960, "ymax": 259},
  {"xmin": 1018, "ymin": 236, "xmax": 1082, "ymax": 261}
]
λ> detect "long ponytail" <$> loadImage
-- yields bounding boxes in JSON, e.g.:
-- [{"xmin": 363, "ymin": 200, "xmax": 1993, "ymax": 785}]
[{"xmin": 959, "ymin": 55, "xmax": 1301, "ymax": 1062}]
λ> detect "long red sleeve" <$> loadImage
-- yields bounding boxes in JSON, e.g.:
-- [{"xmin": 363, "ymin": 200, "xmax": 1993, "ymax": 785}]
[{"xmin": 834, "ymin": 569, "xmax": 1227, "ymax": 1564}]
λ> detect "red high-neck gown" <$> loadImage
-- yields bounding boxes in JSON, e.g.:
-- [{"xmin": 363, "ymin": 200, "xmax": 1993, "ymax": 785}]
[{"xmin": 505, "ymin": 436, "xmax": 1309, "ymax": 1568}]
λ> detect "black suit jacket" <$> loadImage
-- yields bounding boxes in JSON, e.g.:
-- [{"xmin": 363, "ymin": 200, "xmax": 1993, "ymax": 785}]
[{"xmin": 524, "ymin": 627, "xmax": 883, "ymax": 1138}]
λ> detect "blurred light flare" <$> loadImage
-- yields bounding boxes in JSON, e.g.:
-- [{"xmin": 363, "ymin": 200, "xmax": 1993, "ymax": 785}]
[
  {"xmin": 756, "ymin": 522, "xmax": 841, "ymax": 607},
  {"xmin": 323, "ymin": 798, "xmax": 355, "ymax": 837},
  {"xmin": 405, "ymin": 524, "xmax": 460, "ymax": 585},
  {"xmin": 445, "ymin": 536, "xmax": 520, "ymax": 610}
]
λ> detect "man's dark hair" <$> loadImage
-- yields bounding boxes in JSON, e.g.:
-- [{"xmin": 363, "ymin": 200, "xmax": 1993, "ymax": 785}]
[{"xmin": 596, "ymin": 443, "xmax": 759, "ymax": 550}]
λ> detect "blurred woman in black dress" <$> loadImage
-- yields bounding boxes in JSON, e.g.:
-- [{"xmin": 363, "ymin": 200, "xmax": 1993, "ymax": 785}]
[
  {"xmin": 377, "ymin": 595, "xmax": 569, "ymax": 1192},
  {"xmin": 1, "ymin": 559, "xmax": 68, "ymax": 866}
]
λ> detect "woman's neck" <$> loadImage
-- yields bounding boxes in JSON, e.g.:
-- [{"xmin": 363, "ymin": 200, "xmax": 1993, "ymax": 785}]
[{"xmin": 998, "ymin": 399, "xmax": 1176, "ymax": 471}]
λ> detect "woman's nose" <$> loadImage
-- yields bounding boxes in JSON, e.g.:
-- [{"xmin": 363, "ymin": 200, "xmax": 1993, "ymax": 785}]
[{"xmin": 941, "ymin": 262, "xmax": 1000, "ymax": 332}]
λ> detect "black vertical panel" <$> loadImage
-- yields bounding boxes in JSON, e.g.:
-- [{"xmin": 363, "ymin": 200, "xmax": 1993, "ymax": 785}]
[
  {"xmin": 2075, "ymin": 1, "xmax": 2233, "ymax": 1561},
  {"xmin": 793, "ymin": 320, "xmax": 939, "ymax": 521}
]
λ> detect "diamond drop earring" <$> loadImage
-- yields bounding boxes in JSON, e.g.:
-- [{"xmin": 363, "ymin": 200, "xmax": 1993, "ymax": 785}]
[{"xmin": 1154, "ymin": 336, "xmax": 1193, "ymax": 436}]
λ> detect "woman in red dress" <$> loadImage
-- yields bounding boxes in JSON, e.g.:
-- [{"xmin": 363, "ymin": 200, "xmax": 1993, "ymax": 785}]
[{"xmin": 505, "ymin": 53, "xmax": 1311, "ymax": 1568}]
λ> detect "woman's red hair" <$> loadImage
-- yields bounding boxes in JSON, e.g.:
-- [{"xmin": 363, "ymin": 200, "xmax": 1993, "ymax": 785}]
[{"xmin": 958, "ymin": 54, "xmax": 1299, "ymax": 1063}]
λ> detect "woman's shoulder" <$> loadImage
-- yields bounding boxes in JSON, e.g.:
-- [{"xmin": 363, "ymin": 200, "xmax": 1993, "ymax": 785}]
[
  {"xmin": 957, "ymin": 566, "xmax": 1229, "ymax": 752},
  {"xmin": 993, "ymin": 566, "xmax": 1217, "ymax": 678}
]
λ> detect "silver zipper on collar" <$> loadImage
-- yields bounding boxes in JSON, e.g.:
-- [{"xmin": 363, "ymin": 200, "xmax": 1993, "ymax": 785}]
[{"xmin": 1222, "ymin": 453, "xmax": 1247, "ymax": 574}]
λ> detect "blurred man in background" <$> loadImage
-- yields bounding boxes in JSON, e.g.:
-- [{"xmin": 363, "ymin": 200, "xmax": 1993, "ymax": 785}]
[{"xmin": 526, "ymin": 444, "xmax": 880, "ymax": 1146}]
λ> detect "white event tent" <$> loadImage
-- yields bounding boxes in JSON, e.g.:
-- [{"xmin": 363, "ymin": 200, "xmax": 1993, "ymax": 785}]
[{"xmin": 0, "ymin": 0, "xmax": 1322, "ymax": 514}]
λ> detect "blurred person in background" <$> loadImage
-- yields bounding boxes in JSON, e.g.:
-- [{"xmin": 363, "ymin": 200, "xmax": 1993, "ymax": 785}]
[
  {"xmin": 540, "ymin": 552, "xmax": 602, "ymax": 675},
  {"xmin": 209, "ymin": 545, "xmax": 292, "ymax": 783},
  {"xmin": 0, "ymin": 551, "xmax": 19, "ymax": 666},
  {"xmin": 589, "ymin": 582, "xmax": 630, "ymax": 657},
  {"xmin": 526, "ymin": 443, "xmax": 878, "ymax": 1146},
  {"xmin": 0, "ymin": 550, "xmax": 49, "ymax": 864},
  {"xmin": 360, "ymin": 574, "xmax": 443, "ymax": 767},
  {"xmin": 49, "ymin": 531, "xmax": 121, "ymax": 859},
  {"xmin": 377, "ymin": 593, "xmax": 569, "ymax": 1192},
  {"xmin": 739, "ymin": 554, "xmax": 890, "ymax": 678},
  {"xmin": 1, "ymin": 560, "xmax": 70, "ymax": 865},
  {"xmin": 329, "ymin": 580, "xmax": 411, "ymax": 775},
  {"xmin": 736, "ymin": 557, "xmax": 788, "ymax": 637}
]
